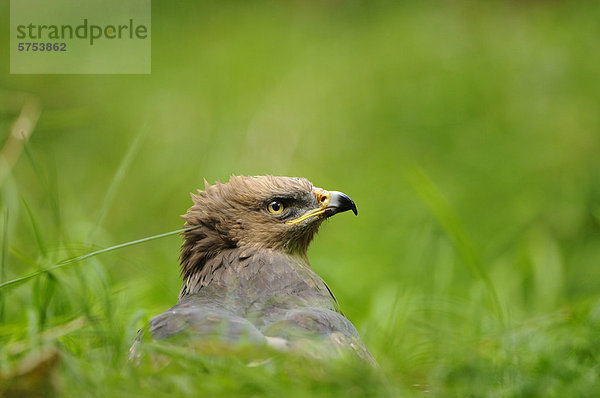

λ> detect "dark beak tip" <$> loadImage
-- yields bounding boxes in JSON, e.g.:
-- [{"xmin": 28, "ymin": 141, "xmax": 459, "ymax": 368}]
[{"xmin": 328, "ymin": 191, "xmax": 358, "ymax": 217}]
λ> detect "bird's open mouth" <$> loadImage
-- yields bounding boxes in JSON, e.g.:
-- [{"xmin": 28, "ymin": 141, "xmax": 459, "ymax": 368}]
[{"xmin": 285, "ymin": 189, "xmax": 358, "ymax": 225}]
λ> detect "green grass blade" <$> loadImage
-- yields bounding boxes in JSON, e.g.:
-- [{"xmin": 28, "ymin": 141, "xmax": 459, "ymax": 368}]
[
  {"xmin": 404, "ymin": 165, "xmax": 504, "ymax": 323},
  {"xmin": 21, "ymin": 197, "xmax": 47, "ymax": 256},
  {"xmin": 0, "ymin": 225, "xmax": 199, "ymax": 291},
  {"xmin": 0, "ymin": 209, "xmax": 8, "ymax": 322},
  {"xmin": 23, "ymin": 143, "xmax": 62, "ymax": 236},
  {"xmin": 87, "ymin": 122, "xmax": 149, "ymax": 242}
]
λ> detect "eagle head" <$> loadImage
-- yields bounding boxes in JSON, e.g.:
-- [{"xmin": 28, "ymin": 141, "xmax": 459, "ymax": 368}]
[{"xmin": 181, "ymin": 175, "xmax": 357, "ymax": 255}]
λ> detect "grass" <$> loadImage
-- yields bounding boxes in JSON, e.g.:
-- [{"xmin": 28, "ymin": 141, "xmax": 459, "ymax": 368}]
[{"xmin": 1, "ymin": 0, "xmax": 600, "ymax": 396}]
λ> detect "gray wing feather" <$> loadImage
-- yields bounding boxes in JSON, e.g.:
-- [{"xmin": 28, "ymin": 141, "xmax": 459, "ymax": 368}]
[
  {"xmin": 149, "ymin": 292, "xmax": 266, "ymax": 344},
  {"xmin": 139, "ymin": 249, "xmax": 375, "ymax": 364}
]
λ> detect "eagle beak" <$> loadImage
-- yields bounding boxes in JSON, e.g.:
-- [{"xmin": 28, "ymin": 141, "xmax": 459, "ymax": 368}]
[
  {"xmin": 286, "ymin": 188, "xmax": 358, "ymax": 225},
  {"xmin": 326, "ymin": 191, "xmax": 358, "ymax": 216}
]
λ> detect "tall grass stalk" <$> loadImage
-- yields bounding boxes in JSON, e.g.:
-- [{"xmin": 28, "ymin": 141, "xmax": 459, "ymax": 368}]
[
  {"xmin": 405, "ymin": 165, "xmax": 505, "ymax": 324},
  {"xmin": 0, "ymin": 209, "xmax": 8, "ymax": 323},
  {"xmin": 87, "ymin": 122, "xmax": 149, "ymax": 242},
  {"xmin": 0, "ymin": 226, "xmax": 199, "ymax": 291}
]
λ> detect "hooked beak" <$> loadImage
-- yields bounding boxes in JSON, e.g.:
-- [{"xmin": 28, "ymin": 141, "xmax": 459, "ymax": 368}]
[
  {"xmin": 285, "ymin": 188, "xmax": 358, "ymax": 225},
  {"xmin": 326, "ymin": 191, "xmax": 358, "ymax": 216}
]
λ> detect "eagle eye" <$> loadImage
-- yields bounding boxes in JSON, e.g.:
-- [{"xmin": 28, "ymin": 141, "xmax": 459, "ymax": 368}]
[{"xmin": 267, "ymin": 200, "xmax": 284, "ymax": 215}]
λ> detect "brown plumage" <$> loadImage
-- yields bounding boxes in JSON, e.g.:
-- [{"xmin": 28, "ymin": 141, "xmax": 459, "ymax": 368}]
[{"xmin": 140, "ymin": 175, "xmax": 375, "ymax": 364}]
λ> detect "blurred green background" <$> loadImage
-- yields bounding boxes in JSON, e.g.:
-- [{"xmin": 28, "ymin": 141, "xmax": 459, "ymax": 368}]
[{"xmin": 1, "ymin": 1, "xmax": 600, "ymax": 396}]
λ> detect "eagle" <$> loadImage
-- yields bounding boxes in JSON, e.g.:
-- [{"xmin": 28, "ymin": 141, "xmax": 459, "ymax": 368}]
[{"xmin": 137, "ymin": 175, "xmax": 375, "ymax": 364}]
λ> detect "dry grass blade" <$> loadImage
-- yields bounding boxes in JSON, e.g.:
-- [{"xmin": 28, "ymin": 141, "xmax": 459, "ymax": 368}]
[{"xmin": 0, "ymin": 95, "xmax": 41, "ymax": 188}]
